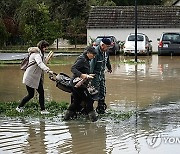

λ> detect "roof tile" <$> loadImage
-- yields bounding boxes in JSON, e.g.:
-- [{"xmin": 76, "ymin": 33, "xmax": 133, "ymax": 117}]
[{"xmin": 87, "ymin": 6, "xmax": 180, "ymax": 28}]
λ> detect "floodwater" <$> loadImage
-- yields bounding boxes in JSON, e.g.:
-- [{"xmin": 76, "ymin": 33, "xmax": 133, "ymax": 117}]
[{"xmin": 1, "ymin": 55, "xmax": 180, "ymax": 153}]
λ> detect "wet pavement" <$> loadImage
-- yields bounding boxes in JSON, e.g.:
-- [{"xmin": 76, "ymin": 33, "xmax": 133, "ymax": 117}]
[
  {"xmin": 0, "ymin": 53, "xmax": 79, "ymax": 60},
  {"xmin": 0, "ymin": 53, "xmax": 28, "ymax": 60}
]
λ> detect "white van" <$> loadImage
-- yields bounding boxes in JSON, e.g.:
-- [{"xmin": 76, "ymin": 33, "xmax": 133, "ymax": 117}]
[{"xmin": 123, "ymin": 33, "xmax": 152, "ymax": 56}]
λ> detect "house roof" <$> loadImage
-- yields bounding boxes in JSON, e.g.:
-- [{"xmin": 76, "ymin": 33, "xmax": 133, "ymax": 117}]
[
  {"xmin": 164, "ymin": 0, "xmax": 180, "ymax": 6},
  {"xmin": 87, "ymin": 6, "xmax": 180, "ymax": 29},
  {"xmin": 173, "ymin": 0, "xmax": 180, "ymax": 5}
]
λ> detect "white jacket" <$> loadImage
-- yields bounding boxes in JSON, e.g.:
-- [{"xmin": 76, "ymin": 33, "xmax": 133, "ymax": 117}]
[{"xmin": 22, "ymin": 47, "xmax": 50, "ymax": 89}]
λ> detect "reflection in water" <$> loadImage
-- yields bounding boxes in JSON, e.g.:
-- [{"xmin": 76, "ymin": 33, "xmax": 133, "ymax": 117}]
[
  {"xmin": 24, "ymin": 120, "xmax": 46, "ymax": 154},
  {"xmin": 59, "ymin": 122, "xmax": 106, "ymax": 154},
  {"xmin": 1, "ymin": 55, "xmax": 180, "ymax": 153}
]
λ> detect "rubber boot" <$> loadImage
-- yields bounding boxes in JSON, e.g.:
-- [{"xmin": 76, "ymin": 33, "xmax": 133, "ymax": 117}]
[
  {"xmin": 88, "ymin": 111, "xmax": 98, "ymax": 122},
  {"xmin": 96, "ymin": 100, "xmax": 107, "ymax": 114},
  {"xmin": 64, "ymin": 110, "xmax": 75, "ymax": 121}
]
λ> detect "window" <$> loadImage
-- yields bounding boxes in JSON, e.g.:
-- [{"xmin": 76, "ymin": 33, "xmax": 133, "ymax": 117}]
[
  {"xmin": 162, "ymin": 33, "xmax": 180, "ymax": 43},
  {"xmin": 128, "ymin": 35, "xmax": 144, "ymax": 41}
]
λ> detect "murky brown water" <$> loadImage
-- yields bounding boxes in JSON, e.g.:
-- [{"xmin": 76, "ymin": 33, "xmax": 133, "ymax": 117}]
[{"xmin": 1, "ymin": 55, "xmax": 180, "ymax": 153}]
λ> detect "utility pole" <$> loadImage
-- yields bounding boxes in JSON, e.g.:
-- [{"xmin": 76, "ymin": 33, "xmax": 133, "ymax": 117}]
[{"xmin": 135, "ymin": 0, "xmax": 138, "ymax": 62}]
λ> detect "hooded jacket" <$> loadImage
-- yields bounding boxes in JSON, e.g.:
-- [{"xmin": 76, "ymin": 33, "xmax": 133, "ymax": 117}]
[{"xmin": 22, "ymin": 47, "xmax": 50, "ymax": 89}]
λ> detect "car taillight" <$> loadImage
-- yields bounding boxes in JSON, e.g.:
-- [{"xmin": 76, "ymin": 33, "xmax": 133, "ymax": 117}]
[{"xmin": 158, "ymin": 41, "xmax": 163, "ymax": 48}]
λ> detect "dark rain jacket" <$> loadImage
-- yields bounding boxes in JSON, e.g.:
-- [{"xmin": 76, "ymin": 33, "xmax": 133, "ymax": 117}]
[
  {"xmin": 90, "ymin": 46, "xmax": 111, "ymax": 76},
  {"xmin": 71, "ymin": 53, "xmax": 91, "ymax": 87}
]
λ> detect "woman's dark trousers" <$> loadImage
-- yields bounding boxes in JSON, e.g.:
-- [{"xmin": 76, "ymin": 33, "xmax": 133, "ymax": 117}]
[{"xmin": 19, "ymin": 80, "xmax": 45, "ymax": 110}]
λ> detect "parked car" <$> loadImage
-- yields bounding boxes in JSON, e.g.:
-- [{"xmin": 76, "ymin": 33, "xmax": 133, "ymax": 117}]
[
  {"xmin": 92, "ymin": 36, "xmax": 120, "ymax": 55},
  {"xmin": 123, "ymin": 33, "xmax": 152, "ymax": 56},
  {"xmin": 157, "ymin": 32, "xmax": 180, "ymax": 56}
]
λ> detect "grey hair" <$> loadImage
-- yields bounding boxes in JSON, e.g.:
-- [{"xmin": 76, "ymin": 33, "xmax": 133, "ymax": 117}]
[{"xmin": 100, "ymin": 41, "xmax": 104, "ymax": 46}]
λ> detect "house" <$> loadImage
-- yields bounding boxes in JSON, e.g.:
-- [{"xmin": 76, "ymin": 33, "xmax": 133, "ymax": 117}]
[
  {"xmin": 87, "ymin": 5, "xmax": 180, "ymax": 51},
  {"xmin": 173, "ymin": 0, "xmax": 180, "ymax": 6}
]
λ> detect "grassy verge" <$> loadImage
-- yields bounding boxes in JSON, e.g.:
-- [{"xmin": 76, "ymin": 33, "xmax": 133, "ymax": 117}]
[
  {"xmin": 121, "ymin": 59, "xmax": 146, "ymax": 64},
  {"xmin": 0, "ymin": 58, "xmax": 74, "ymax": 65},
  {"xmin": 100, "ymin": 109, "xmax": 134, "ymax": 121},
  {"xmin": 0, "ymin": 101, "xmax": 133, "ymax": 121},
  {"xmin": 0, "ymin": 45, "xmax": 85, "ymax": 53},
  {"xmin": 0, "ymin": 60, "xmax": 21, "ymax": 64},
  {"xmin": 0, "ymin": 100, "xmax": 68, "ymax": 117}
]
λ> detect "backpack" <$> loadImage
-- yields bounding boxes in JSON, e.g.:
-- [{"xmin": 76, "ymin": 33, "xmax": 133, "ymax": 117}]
[{"xmin": 20, "ymin": 54, "xmax": 36, "ymax": 71}]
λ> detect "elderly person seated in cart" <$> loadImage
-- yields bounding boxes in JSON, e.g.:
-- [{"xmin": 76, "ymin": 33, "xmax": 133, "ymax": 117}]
[{"xmin": 63, "ymin": 46, "xmax": 98, "ymax": 122}]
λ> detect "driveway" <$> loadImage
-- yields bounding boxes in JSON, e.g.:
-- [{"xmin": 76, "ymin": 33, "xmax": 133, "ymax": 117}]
[{"xmin": 0, "ymin": 53, "xmax": 28, "ymax": 60}]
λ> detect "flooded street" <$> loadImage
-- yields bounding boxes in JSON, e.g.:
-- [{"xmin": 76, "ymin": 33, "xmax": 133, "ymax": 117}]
[{"xmin": 1, "ymin": 55, "xmax": 180, "ymax": 153}]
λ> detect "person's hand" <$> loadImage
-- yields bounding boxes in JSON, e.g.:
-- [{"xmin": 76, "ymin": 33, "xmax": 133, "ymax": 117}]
[
  {"xmin": 89, "ymin": 74, "xmax": 95, "ymax": 77},
  {"xmin": 80, "ymin": 74, "xmax": 87, "ymax": 79},
  {"xmin": 87, "ymin": 74, "xmax": 94, "ymax": 79},
  {"xmin": 48, "ymin": 70, "xmax": 53, "ymax": 74},
  {"xmin": 107, "ymin": 69, "xmax": 112, "ymax": 73},
  {"xmin": 81, "ymin": 74, "xmax": 94, "ymax": 79}
]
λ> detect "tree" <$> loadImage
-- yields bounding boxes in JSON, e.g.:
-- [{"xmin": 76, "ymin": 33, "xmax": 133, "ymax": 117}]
[
  {"xmin": 0, "ymin": 0, "xmax": 22, "ymax": 46},
  {"xmin": 47, "ymin": 0, "xmax": 89, "ymax": 44},
  {"xmin": 66, "ymin": 17, "xmax": 87, "ymax": 46},
  {"xmin": 0, "ymin": 0, "xmax": 22, "ymax": 17},
  {"xmin": 0, "ymin": 18, "xmax": 9, "ymax": 46},
  {"xmin": 17, "ymin": 0, "xmax": 62, "ymax": 45},
  {"xmin": 104, "ymin": 0, "xmax": 116, "ymax": 6}
]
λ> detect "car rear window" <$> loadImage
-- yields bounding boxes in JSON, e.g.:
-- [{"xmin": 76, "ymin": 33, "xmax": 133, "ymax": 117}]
[
  {"xmin": 128, "ymin": 35, "xmax": 144, "ymax": 41},
  {"xmin": 162, "ymin": 33, "xmax": 180, "ymax": 44},
  {"xmin": 95, "ymin": 38, "xmax": 103, "ymax": 43},
  {"xmin": 96, "ymin": 37, "xmax": 112, "ymax": 43}
]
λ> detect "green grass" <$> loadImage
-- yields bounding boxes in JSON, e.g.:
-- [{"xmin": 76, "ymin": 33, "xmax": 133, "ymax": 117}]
[
  {"xmin": 0, "ymin": 100, "xmax": 68, "ymax": 117},
  {"xmin": 0, "ymin": 60, "xmax": 71, "ymax": 65},
  {"xmin": 100, "ymin": 109, "xmax": 134, "ymax": 121},
  {"xmin": 0, "ymin": 100, "xmax": 133, "ymax": 121},
  {"xmin": 0, "ymin": 58, "xmax": 74, "ymax": 65},
  {"xmin": 0, "ymin": 60, "xmax": 21, "ymax": 65},
  {"xmin": 48, "ymin": 59, "xmax": 74, "ymax": 65},
  {"xmin": 121, "ymin": 59, "xmax": 146, "ymax": 64}
]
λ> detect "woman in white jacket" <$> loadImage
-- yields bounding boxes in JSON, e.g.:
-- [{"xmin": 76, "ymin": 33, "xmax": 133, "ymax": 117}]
[{"xmin": 16, "ymin": 40, "xmax": 53, "ymax": 114}]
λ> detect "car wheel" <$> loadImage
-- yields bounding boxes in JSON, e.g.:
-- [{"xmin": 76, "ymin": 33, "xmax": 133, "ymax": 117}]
[
  {"xmin": 109, "ymin": 47, "xmax": 116, "ymax": 55},
  {"xmin": 158, "ymin": 51, "xmax": 161, "ymax": 56},
  {"xmin": 146, "ymin": 48, "xmax": 151, "ymax": 56},
  {"xmin": 124, "ymin": 52, "xmax": 128, "ymax": 56}
]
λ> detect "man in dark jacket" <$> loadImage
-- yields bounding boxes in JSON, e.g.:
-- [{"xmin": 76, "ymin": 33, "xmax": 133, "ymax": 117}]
[
  {"xmin": 64, "ymin": 46, "xmax": 98, "ymax": 122},
  {"xmin": 90, "ymin": 38, "xmax": 112, "ymax": 114}
]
